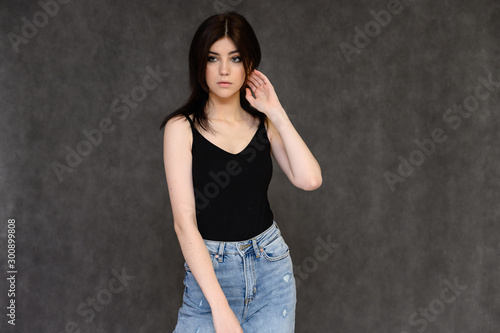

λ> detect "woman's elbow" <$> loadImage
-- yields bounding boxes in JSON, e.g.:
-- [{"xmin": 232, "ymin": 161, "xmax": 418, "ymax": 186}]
[
  {"xmin": 173, "ymin": 214, "xmax": 198, "ymax": 235},
  {"xmin": 309, "ymin": 177, "xmax": 323, "ymax": 191},
  {"xmin": 300, "ymin": 175, "xmax": 322, "ymax": 191}
]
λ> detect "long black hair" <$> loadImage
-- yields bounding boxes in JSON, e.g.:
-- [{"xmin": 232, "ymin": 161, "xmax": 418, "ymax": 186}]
[{"xmin": 159, "ymin": 11, "xmax": 267, "ymax": 132}]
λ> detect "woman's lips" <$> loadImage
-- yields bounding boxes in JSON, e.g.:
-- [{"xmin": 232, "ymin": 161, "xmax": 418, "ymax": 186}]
[{"xmin": 217, "ymin": 82, "xmax": 232, "ymax": 87}]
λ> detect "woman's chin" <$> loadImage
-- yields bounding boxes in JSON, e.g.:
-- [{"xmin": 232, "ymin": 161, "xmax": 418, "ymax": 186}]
[{"xmin": 209, "ymin": 91, "xmax": 241, "ymax": 100}]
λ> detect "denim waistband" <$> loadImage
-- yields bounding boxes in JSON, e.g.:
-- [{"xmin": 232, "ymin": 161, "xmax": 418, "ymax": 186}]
[{"xmin": 203, "ymin": 220, "xmax": 281, "ymax": 260}]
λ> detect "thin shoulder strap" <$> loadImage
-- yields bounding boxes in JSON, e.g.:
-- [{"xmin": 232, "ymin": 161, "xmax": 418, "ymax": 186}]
[{"xmin": 183, "ymin": 114, "xmax": 194, "ymax": 128}]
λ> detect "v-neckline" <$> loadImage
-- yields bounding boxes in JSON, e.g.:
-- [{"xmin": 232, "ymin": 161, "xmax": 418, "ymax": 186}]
[{"xmin": 193, "ymin": 119, "xmax": 262, "ymax": 156}]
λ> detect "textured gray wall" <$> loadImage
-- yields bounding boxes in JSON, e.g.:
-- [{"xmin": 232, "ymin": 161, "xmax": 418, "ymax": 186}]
[{"xmin": 1, "ymin": 0, "xmax": 499, "ymax": 332}]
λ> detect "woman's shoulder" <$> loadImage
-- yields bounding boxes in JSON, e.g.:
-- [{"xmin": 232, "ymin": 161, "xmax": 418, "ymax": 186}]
[
  {"xmin": 163, "ymin": 114, "xmax": 193, "ymax": 143},
  {"xmin": 165, "ymin": 113, "xmax": 192, "ymax": 127}
]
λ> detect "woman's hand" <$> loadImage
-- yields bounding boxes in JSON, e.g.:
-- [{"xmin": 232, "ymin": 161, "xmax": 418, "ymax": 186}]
[
  {"xmin": 212, "ymin": 304, "xmax": 244, "ymax": 333},
  {"xmin": 245, "ymin": 69, "xmax": 283, "ymax": 116}
]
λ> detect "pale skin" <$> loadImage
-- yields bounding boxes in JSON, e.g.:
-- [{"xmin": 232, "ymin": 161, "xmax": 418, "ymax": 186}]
[{"xmin": 163, "ymin": 36, "xmax": 322, "ymax": 332}]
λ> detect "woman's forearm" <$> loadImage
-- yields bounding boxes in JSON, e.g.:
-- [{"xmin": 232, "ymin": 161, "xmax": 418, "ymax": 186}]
[
  {"xmin": 174, "ymin": 219, "xmax": 229, "ymax": 311},
  {"xmin": 269, "ymin": 106, "xmax": 323, "ymax": 189}
]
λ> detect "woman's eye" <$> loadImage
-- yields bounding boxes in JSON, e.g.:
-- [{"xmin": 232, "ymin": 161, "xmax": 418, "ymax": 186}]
[{"xmin": 207, "ymin": 56, "xmax": 241, "ymax": 63}]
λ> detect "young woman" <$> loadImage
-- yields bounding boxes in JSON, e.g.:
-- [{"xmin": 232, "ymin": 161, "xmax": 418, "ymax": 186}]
[{"xmin": 160, "ymin": 11, "xmax": 322, "ymax": 333}]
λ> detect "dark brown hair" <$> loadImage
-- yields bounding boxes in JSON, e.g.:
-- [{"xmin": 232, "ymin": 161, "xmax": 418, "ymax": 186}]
[{"xmin": 159, "ymin": 11, "xmax": 266, "ymax": 132}]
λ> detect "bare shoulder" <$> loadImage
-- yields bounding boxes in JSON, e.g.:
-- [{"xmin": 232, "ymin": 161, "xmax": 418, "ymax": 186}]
[
  {"xmin": 162, "ymin": 113, "xmax": 196, "ymax": 227},
  {"xmin": 164, "ymin": 113, "xmax": 190, "ymax": 130},
  {"xmin": 163, "ymin": 114, "xmax": 192, "ymax": 148}
]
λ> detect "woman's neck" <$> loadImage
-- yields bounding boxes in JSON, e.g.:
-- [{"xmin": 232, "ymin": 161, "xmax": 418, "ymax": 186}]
[{"xmin": 205, "ymin": 92, "xmax": 247, "ymax": 122}]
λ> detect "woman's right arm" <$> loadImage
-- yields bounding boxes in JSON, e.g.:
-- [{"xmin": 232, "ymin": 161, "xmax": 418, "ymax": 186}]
[{"xmin": 163, "ymin": 116, "xmax": 243, "ymax": 332}]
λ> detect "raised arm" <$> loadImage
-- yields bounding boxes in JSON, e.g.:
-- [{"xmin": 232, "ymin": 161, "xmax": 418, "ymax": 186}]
[
  {"xmin": 163, "ymin": 115, "xmax": 242, "ymax": 331},
  {"xmin": 245, "ymin": 69, "xmax": 323, "ymax": 191}
]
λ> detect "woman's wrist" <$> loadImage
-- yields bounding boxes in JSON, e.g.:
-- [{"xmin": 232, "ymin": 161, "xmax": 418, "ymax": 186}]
[
  {"xmin": 208, "ymin": 289, "xmax": 230, "ymax": 312},
  {"xmin": 268, "ymin": 106, "xmax": 291, "ymax": 131}
]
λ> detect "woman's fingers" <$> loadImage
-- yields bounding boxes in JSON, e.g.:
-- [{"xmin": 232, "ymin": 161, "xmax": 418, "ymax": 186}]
[
  {"xmin": 246, "ymin": 80, "xmax": 257, "ymax": 92},
  {"xmin": 253, "ymin": 69, "xmax": 270, "ymax": 85},
  {"xmin": 252, "ymin": 75, "xmax": 265, "ymax": 86},
  {"xmin": 248, "ymin": 69, "xmax": 269, "ymax": 86},
  {"xmin": 247, "ymin": 74, "xmax": 262, "ymax": 87}
]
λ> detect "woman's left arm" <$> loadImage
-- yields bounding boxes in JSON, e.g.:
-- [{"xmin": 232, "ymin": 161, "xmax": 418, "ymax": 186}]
[{"xmin": 245, "ymin": 69, "xmax": 322, "ymax": 191}]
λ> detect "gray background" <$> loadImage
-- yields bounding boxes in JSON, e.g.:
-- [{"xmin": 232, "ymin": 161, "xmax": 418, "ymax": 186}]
[{"xmin": 1, "ymin": 0, "xmax": 499, "ymax": 332}]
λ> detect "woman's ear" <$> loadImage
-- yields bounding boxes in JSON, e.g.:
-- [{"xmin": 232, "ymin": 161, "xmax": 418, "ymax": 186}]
[
  {"xmin": 245, "ymin": 68, "xmax": 252, "ymax": 83},
  {"xmin": 247, "ymin": 62, "xmax": 254, "ymax": 75}
]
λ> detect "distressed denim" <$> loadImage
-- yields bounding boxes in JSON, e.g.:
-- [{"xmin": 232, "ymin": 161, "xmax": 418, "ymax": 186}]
[{"xmin": 173, "ymin": 220, "xmax": 297, "ymax": 332}]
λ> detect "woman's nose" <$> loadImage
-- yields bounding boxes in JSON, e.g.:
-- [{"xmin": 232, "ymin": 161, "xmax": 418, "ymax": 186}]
[{"xmin": 219, "ymin": 60, "xmax": 230, "ymax": 75}]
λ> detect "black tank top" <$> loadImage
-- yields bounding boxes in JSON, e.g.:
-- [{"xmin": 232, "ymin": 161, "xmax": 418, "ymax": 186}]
[{"xmin": 184, "ymin": 114, "xmax": 274, "ymax": 241}]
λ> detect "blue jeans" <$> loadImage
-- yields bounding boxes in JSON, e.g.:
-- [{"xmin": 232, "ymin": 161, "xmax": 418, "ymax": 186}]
[{"xmin": 173, "ymin": 220, "xmax": 297, "ymax": 332}]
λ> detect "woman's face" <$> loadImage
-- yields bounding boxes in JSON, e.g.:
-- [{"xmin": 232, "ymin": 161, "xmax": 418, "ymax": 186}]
[{"xmin": 205, "ymin": 36, "xmax": 247, "ymax": 100}]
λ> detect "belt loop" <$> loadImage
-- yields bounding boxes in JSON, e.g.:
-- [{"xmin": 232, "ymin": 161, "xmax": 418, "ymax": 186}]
[
  {"xmin": 252, "ymin": 238, "xmax": 260, "ymax": 258},
  {"xmin": 217, "ymin": 242, "xmax": 225, "ymax": 262}
]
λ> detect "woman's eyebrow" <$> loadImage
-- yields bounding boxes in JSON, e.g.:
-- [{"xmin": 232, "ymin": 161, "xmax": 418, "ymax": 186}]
[{"xmin": 208, "ymin": 50, "xmax": 240, "ymax": 55}]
